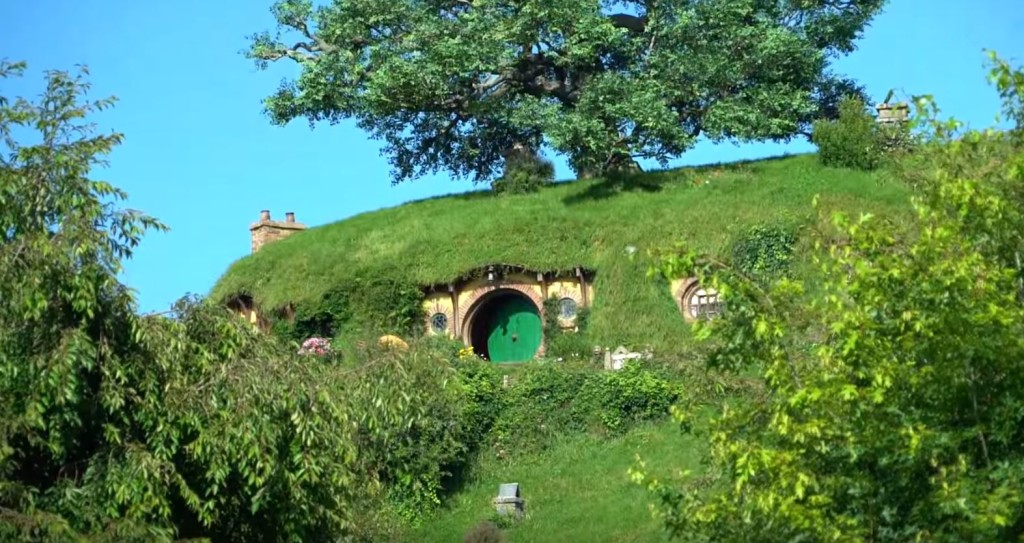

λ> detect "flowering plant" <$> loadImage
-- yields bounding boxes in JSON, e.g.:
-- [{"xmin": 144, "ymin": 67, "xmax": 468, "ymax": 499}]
[{"xmin": 298, "ymin": 337, "xmax": 332, "ymax": 357}]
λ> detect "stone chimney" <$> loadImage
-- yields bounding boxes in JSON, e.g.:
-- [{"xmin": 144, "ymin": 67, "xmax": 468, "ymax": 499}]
[
  {"xmin": 875, "ymin": 102, "xmax": 909, "ymax": 125},
  {"xmin": 250, "ymin": 209, "xmax": 306, "ymax": 253}
]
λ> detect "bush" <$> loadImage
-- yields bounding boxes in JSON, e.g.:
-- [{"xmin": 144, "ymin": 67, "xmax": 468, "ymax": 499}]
[
  {"xmin": 488, "ymin": 360, "xmax": 682, "ymax": 454},
  {"xmin": 273, "ymin": 275, "xmax": 425, "ymax": 345},
  {"xmin": 463, "ymin": 520, "xmax": 506, "ymax": 543},
  {"xmin": 451, "ymin": 355, "xmax": 506, "ymax": 446},
  {"xmin": 546, "ymin": 331, "xmax": 595, "ymax": 361},
  {"xmin": 811, "ymin": 95, "xmax": 884, "ymax": 171},
  {"xmin": 543, "ymin": 297, "xmax": 593, "ymax": 360},
  {"xmin": 640, "ymin": 52, "xmax": 1024, "ymax": 541},
  {"xmin": 730, "ymin": 223, "xmax": 797, "ymax": 282},
  {"xmin": 575, "ymin": 361, "xmax": 682, "ymax": 433},
  {"xmin": 489, "ymin": 362, "xmax": 590, "ymax": 453},
  {"xmin": 491, "ymin": 152, "xmax": 555, "ymax": 194}
]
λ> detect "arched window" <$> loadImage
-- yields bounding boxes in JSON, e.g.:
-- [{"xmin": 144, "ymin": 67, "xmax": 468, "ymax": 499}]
[{"xmin": 682, "ymin": 284, "xmax": 722, "ymax": 321}]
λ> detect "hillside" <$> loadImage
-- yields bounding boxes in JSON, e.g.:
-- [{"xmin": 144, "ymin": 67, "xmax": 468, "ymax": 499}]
[{"xmin": 210, "ymin": 153, "xmax": 912, "ymax": 352}]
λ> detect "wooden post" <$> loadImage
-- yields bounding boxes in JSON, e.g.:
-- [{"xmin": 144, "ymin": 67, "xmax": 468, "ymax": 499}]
[
  {"xmin": 449, "ymin": 283, "xmax": 459, "ymax": 338},
  {"xmin": 576, "ymin": 267, "xmax": 589, "ymax": 307}
]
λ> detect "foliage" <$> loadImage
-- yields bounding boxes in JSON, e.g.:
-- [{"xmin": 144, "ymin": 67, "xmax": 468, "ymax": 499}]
[
  {"xmin": 894, "ymin": 49, "xmax": 1024, "ymax": 301},
  {"xmin": 491, "ymin": 152, "xmax": 555, "ymax": 195},
  {"xmin": 278, "ymin": 276, "xmax": 425, "ymax": 345},
  {"xmin": 729, "ymin": 223, "xmax": 797, "ymax": 282},
  {"xmin": 637, "ymin": 52, "xmax": 1024, "ymax": 542},
  {"xmin": 541, "ymin": 297, "xmax": 592, "ymax": 360},
  {"xmin": 811, "ymin": 95, "xmax": 886, "ymax": 170},
  {"xmin": 541, "ymin": 297, "xmax": 562, "ymax": 340},
  {"xmin": 488, "ymin": 360, "xmax": 680, "ymax": 453},
  {"xmin": 450, "ymin": 354, "xmax": 506, "ymax": 450},
  {"xmin": 489, "ymin": 362, "xmax": 591, "ymax": 454},
  {"xmin": 245, "ymin": 0, "xmax": 883, "ymax": 182},
  {"xmin": 574, "ymin": 362, "xmax": 682, "ymax": 433},
  {"xmin": 545, "ymin": 331, "xmax": 594, "ymax": 361},
  {"xmin": 463, "ymin": 520, "xmax": 506, "ymax": 543},
  {"xmin": 0, "ymin": 61, "xmax": 482, "ymax": 542}
]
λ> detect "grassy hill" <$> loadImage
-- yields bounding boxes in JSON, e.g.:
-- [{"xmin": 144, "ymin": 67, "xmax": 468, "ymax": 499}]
[
  {"xmin": 408, "ymin": 419, "xmax": 699, "ymax": 542},
  {"xmin": 211, "ymin": 153, "xmax": 911, "ymax": 352}
]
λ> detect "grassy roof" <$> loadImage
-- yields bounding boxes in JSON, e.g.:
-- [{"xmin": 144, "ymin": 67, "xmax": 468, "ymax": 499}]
[{"xmin": 210, "ymin": 153, "xmax": 911, "ymax": 350}]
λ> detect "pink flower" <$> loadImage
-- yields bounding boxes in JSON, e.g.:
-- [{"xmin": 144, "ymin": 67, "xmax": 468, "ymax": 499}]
[{"xmin": 298, "ymin": 337, "xmax": 333, "ymax": 357}]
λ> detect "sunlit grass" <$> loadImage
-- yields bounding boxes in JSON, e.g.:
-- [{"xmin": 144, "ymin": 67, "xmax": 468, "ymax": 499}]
[
  {"xmin": 211, "ymin": 153, "xmax": 912, "ymax": 352},
  {"xmin": 408, "ymin": 418, "xmax": 701, "ymax": 542}
]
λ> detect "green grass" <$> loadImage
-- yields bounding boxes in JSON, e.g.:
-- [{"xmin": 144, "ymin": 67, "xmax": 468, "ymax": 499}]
[
  {"xmin": 211, "ymin": 153, "xmax": 912, "ymax": 351},
  {"xmin": 407, "ymin": 419, "xmax": 700, "ymax": 542}
]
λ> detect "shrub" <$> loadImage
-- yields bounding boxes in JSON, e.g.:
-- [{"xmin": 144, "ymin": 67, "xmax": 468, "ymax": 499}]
[
  {"xmin": 543, "ymin": 297, "xmax": 594, "ymax": 360},
  {"xmin": 272, "ymin": 276, "xmax": 425, "ymax": 345},
  {"xmin": 489, "ymin": 362, "xmax": 591, "ymax": 453},
  {"xmin": 488, "ymin": 360, "xmax": 681, "ymax": 453},
  {"xmin": 546, "ymin": 331, "xmax": 595, "ymax": 361},
  {"xmin": 811, "ymin": 95, "xmax": 883, "ymax": 171},
  {"xmin": 491, "ymin": 152, "xmax": 555, "ymax": 194},
  {"xmin": 730, "ymin": 223, "xmax": 797, "ymax": 282},
  {"xmin": 451, "ymin": 355, "xmax": 506, "ymax": 446},
  {"xmin": 575, "ymin": 361, "xmax": 682, "ymax": 433},
  {"xmin": 463, "ymin": 520, "xmax": 506, "ymax": 543},
  {"xmin": 640, "ymin": 52, "xmax": 1024, "ymax": 541}
]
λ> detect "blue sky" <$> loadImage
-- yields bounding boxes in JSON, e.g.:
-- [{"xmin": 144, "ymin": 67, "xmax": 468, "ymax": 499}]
[{"xmin": 2, "ymin": 0, "xmax": 1022, "ymax": 313}]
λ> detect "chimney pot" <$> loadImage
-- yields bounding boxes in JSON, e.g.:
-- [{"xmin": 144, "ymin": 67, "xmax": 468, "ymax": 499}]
[
  {"xmin": 285, "ymin": 212, "xmax": 295, "ymax": 223},
  {"xmin": 260, "ymin": 209, "xmax": 271, "ymax": 221}
]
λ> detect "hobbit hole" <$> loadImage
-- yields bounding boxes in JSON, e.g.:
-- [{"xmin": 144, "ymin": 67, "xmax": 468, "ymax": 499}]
[
  {"xmin": 465, "ymin": 290, "xmax": 543, "ymax": 363},
  {"xmin": 232, "ymin": 210, "xmax": 720, "ymax": 359},
  {"xmin": 421, "ymin": 264, "xmax": 594, "ymax": 362}
]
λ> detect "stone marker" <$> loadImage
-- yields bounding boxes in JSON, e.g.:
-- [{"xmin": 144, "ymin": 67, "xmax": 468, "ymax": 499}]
[
  {"xmin": 607, "ymin": 345, "xmax": 648, "ymax": 370},
  {"xmin": 493, "ymin": 483, "xmax": 525, "ymax": 518}
]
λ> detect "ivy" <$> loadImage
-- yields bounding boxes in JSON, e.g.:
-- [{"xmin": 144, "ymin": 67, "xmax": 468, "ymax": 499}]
[{"xmin": 730, "ymin": 223, "xmax": 797, "ymax": 283}]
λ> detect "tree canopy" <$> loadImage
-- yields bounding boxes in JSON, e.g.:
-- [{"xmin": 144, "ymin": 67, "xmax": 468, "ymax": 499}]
[
  {"xmin": 246, "ymin": 0, "xmax": 883, "ymax": 183},
  {"xmin": 0, "ymin": 60, "xmax": 481, "ymax": 543},
  {"xmin": 638, "ymin": 51, "xmax": 1024, "ymax": 542}
]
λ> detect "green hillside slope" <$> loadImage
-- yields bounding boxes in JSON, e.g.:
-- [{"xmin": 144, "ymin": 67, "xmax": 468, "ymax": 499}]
[{"xmin": 211, "ymin": 154, "xmax": 911, "ymax": 351}]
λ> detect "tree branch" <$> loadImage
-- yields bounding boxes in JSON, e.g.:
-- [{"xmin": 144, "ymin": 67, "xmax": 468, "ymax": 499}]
[{"xmin": 608, "ymin": 13, "xmax": 649, "ymax": 33}]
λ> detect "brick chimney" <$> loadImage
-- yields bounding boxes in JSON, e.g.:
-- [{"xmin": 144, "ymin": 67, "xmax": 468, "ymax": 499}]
[{"xmin": 250, "ymin": 209, "xmax": 306, "ymax": 253}]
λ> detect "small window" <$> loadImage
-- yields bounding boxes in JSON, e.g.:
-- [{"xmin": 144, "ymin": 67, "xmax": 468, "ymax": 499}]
[
  {"xmin": 430, "ymin": 312, "xmax": 449, "ymax": 334},
  {"xmin": 558, "ymin": 297, "xmax": 578, "ymax": 319},
  {"xmin": 684, "ymin": 286, "xmax": 722, "ymax": 321}
]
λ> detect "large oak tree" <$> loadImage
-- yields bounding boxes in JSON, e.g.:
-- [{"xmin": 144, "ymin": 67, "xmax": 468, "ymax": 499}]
[{"xmin": 247, "ymin": 0, "xmax": 883, "ymax": 183}]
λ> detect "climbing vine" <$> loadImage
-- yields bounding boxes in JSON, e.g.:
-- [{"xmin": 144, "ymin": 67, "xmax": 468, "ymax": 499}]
[{"xmin": 730, "ymin": 223, "xmax": 797, "ymax": 283}]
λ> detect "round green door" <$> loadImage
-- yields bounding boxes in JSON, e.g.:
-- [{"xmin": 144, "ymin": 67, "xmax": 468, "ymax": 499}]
[{"xmin": 485, "ymin": 296, "xmax": 542, "ymax": 363}]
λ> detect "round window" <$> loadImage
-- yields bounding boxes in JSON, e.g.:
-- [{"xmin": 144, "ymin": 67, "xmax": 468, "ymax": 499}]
[
  {"xmin": 558, "ymin": 297, "xmax": 578, "ymax": 319},
  {"xmin": 685, "ymin": 286, "xmax": 722, "ymax": 320},
  {"xmin": 430, "ymin": 312, "xmax": 449, "ymax": 334}
]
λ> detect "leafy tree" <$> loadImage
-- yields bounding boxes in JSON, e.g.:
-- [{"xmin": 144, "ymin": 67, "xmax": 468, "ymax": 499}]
[
  {"xmin": 0, "ymin": 61, "xmax": 477, "ymax": 542},
  {"xmin": 811, "ymin": 95, "xmax": 884, "ymax": 170},
  {"xmin": 245, "ymin": 0, "xmax": 882, "ymax": 183},
  {"xmin": 636, "ymin": 52, "xmax": 1024, "ymax": 542}
]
